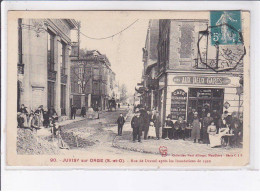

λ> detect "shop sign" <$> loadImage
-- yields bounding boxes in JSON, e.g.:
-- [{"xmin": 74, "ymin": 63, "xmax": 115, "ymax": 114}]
[
  {"xmin": 173, "ymin": 76, "xmax": 231, "ymax": 85},
  {"xmin": 171, "ymin": 89, "xmax": 187, "ymax": 120}
]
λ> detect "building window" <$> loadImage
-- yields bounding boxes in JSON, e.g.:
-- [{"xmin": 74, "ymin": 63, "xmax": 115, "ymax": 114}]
[
  {"xmin": 93, "ymin": 68, "xmax": 100, "ymax": 80},
  {"xmin": 18, "ymin": 18, "xmax": 23, "ymax": 65},
  {"xmin": 60, "ymin": 84, "xmax": 66, "ymax": 115},
  {"xmin": 93, "ymin": 81, "xmax": 99, "ymax": 95},
  {"xmin": 61, "ymin": 41, "xmax": 66, "ymax": 75},
  {"xmin": 179, "ymin": 23, "xmax": 194, "ymax": 59},
  {"xmin": 47, "ymin": 81, "xmax": 55, "ymax": 110},
  {"xmin": 47, "ymin": 30, "xmax": 55, "ymax": 71}
]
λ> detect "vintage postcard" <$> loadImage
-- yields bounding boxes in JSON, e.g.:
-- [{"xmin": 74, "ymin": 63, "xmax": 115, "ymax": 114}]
[{"xmin": 6, "ymin": 10, "xmax": 250, "ymax": 167}]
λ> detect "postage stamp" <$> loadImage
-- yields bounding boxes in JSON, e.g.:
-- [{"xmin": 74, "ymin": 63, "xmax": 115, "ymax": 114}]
[
  {"xmin": 210, "ymin": 10, "xmax": 242, "ymax": 45},
  {"xmin": 6, "ymin": 10, "xmax": 250, "ymax": 168}
]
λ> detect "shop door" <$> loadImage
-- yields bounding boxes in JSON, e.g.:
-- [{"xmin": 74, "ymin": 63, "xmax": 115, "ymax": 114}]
[{"xmin": 188, "ymin": 88, "xmax": 224, "ymax": 116}]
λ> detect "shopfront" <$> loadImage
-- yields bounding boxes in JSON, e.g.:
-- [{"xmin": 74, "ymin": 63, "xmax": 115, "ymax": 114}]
[{"xmin": 165, "ymin": 73, "xmax": 242, "ymax": 122}]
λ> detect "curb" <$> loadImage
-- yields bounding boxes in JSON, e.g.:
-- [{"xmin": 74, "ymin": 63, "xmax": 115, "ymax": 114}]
[{"xmin": 112, "ymin": 135, "xmax": 161, "ymax": 155}]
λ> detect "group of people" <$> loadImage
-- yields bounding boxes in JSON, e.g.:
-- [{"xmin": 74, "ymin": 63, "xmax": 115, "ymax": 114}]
[
  {"xmin": 130, "ymin": 109, "xmax": 161, "ymax": 142},
  {"xmin": 17, "ymin": 104, "xmax": 58, "ymax": 131},
  {"xmin": 120, "ymin": 106, "xmax": 243, "ymax": 147},
  {"xmin": 188, "ymin": 108, "xmax": 243, "ymax": 147}
]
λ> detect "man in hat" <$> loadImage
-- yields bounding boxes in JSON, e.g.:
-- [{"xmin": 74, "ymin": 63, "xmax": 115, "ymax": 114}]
[
  {"xmin": 131, "ymin": 111, "xmax": 142, "ymax": 142},
  {"xmin": 116, "ymin": 113, "xmax": 125, "ymax": 136},
  {"xmin": 191, "ymin": 111, "xmax": 201, "ymax": 143},
  {"xmin": 140, "ymin": 109, "xmax": 150, "ymax": 140}
]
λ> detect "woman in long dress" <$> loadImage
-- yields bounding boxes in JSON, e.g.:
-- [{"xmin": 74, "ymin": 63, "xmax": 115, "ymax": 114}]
[
  {"xmin": 191, "ymin": 112, "xmax": 201, "ymax": 143},
  {"xmin": 208, "ymin": 120, "xmax": 229, "ymax": 148}
]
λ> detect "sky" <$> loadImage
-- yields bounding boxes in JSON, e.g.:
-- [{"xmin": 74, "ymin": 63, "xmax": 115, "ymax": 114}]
[{"xmin": 77, "ymin": 19, "xmax": 149, "ymax": 96}]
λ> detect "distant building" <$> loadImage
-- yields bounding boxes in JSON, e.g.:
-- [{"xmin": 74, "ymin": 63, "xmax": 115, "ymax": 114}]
[
  {"xmin": 17, "ymin": 19, "xmax": 78, "ymax": 119},
  {"xmin": 70, "ymin": 50, "xmax": 116, "ymax": 111}
]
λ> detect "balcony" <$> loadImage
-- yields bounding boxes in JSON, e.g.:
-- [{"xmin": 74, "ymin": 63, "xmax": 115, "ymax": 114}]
[
  {"xmin": 48, "ymin": 70, "xmax": 57, "ymax": 81},
  {"xmin": 18, "ymin": 63, "xmax": 24, "ymax": 74}
]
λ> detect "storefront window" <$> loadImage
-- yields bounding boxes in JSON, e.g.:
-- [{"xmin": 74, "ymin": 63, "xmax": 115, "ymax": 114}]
[{"xmin": 188, "ymin": 88, "xmax": 224, "ymax": 118}]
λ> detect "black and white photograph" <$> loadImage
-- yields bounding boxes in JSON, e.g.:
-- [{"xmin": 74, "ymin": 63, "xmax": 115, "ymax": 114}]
[{"xmin": 6, "ymin": 10, "xmax": 250, "ymax": 167}]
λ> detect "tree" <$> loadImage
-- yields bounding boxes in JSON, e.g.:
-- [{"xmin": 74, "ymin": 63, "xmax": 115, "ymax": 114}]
[
  {"xmin": 71, "ymin": 49, "xmax": 92, "ymax": 95},
  {"xmin": 119, "ymin": 84, "xmax": 128, "ymax": 103}
]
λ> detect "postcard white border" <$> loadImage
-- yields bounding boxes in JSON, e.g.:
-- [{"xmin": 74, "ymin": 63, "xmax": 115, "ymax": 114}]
[{"xmin": 1, "ymin": 0, "xmax": 260, "ymax": 190}]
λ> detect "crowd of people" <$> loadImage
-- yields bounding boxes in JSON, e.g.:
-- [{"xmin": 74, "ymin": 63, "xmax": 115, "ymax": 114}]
[
  {"xmin": 17, "ymin": 104, "xmax": 58, "ymax": 131},
  {"xmin": 127, "ymin": 107, "xmax": 243, "ymax": 148}
]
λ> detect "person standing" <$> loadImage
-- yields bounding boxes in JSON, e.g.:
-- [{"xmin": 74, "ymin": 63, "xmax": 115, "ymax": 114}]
[
  {"xmin": 81, "ymin": 106, "xmax": 86, "ymax": 117},
  {"xmin": 187, "ymin": 108, "xmax": 195, "ymax": 127},
  {"xmin": 141, "ymin": 110, "xmax": 150, "ymax": 140},
  {"xmin": 211, "ymin": 109, "xmax": 220, "ymax": 132},
  {"xmin": 117, "ymin": 113, "xmax": 125, "ymax": 136},
  {"xmin": 191, "ymin": 112, "xmax": 201, "ymax": 143},
  {"xmin": 202, "ymin": 112, "xmax": 213, "ymax": 144},
  {"xmin": 71, "ymin": 105, "xmax": 76, "ymax": 119},
  {"xmin": 131, "ymin": 111, "xmax": 141, "ymax": 142},
  {"xmin": 18, "ymin": 104, "xmax": 28, "ymax": 128},
  {"xmin": 34, "ymin": 106, "xmax": 43, "ymax": 128},
  {"xmin": 223, "ymin": 111, "xmax": 232, "ymax": 127},
  {"xmin": 230, "ymin": 112, "xmax": 242, "ymax": 147},
  {"xmin": 154, "ymin": 111, "xmax": 161, "ymax": 140}
]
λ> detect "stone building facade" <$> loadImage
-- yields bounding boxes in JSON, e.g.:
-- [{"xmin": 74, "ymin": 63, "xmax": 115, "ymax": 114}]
[
  {"xmin": 157, "ymin": 19, "xmax": 244, "ymax": 123},
  {"xmin": 17, "ymin": 19, "xmax": 78, "ymax": 119},
  {"xmin": 70, "ymin": 50, "xmax": 116, "ymax": 111}
]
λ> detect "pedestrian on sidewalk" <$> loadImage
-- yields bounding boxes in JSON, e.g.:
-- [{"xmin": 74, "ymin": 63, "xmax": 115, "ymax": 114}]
[
  {"xmin": 142, "ymin": 109, "xmax": 150, "ymax": 140},
  {"xmin": 154, "ymin": 111, "xmax": 161, "ymax": 140},
  {"xmin": 117, "ymin": 113, "xmax": 125, "ymax": 136},
  {"xmin": 131, "ymin": 111, "xmax": 142, "ymax": 142},
  {"xmin": 81, "ymin": 106, "xmax": 86, "ymax": 117},
  {"xmin": 191, "ymin": 112, "xmax": 201, "ymax": 143},
  {"xmin": 71, "ymin": 105, "xmax": 76, "ymax": 120}
]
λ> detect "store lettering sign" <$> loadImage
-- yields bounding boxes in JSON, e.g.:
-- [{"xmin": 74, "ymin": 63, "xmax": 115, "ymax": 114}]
[
  {"xmin": 173, "ymin": 76, "xmax": 231, "ymax": 85},
  {"xmin": 171, "ymin": 89, "xmax": 187, "ymax": 120}
]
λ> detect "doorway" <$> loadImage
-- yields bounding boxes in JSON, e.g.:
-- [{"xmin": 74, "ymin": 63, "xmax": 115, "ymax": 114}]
[{"xmin": 188, "ymin": 88, "xmax": 224, "ymax": 117}]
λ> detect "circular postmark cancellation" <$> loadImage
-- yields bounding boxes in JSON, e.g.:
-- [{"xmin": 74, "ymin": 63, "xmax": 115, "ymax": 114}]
[{"xmin": 197, "ymin": 10, "xmax": 246, "ymax": 73}]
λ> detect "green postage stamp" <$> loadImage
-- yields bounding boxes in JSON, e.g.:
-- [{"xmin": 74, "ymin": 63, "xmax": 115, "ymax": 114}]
[{"xmin": 210, "ymin": 11, "xmax": 242, "ymax": 45}]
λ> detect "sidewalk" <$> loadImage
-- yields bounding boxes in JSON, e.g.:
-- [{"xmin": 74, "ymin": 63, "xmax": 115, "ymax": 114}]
[{"xmin": 112, "ymin": 123, "xmax": 243, "ymax": 156}]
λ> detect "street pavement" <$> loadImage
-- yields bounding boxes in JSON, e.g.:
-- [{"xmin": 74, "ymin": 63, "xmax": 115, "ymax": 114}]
[{"xmin": 31, "ymin": 106, "xmax": 242, "ymax": 157}]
